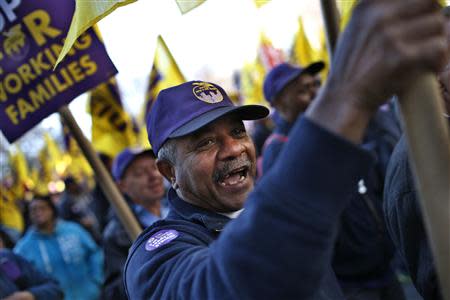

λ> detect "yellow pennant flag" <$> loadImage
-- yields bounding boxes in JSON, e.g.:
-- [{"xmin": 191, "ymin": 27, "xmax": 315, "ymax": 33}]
[
  {"xmin": 9, "ymin": 148, "xmax": 29, "ymax": 187},
  {"xmin": 239, "ymin": 59, "xmax": 267, "ymax": 106},
  {"xmin": 253, "ymin": 0, "xmax": 271, "ymax": 8},
  {"xmin": 139, "ymin": 35, "xmax": 185, "ymax": 148},
  {"xmin": 8, "ymin": 147, "xmax": 31, "ymax": 201},
  {"xmin": 290, "ymin": 17, "xmax": 316, "ymax": 67},
  {"xmin": 0, "ymin": 186, "xmax": 25, "ymax": 234},
  {"xmin": 61, "ymin": 119, "xmax": 94, "ymax": 185},
  {"xmin": 37, "ymin": 145, "xmax": 53, "ymax": 195},
  {"xmin": 337, "ymin": 0, "xmax": 357, "ymax": 31},
  {"xmin": 43, "ymin": 133, "xmax": 68, "ymax": 177},
  {"xmin": 55, "ymin": 0, "xmax": 137, "ymax": 67},
  {"xmin": 313, "ymin": 30, "xmax": 330, "ymax": 81},
  {"xmin": 88, "ymin": 77, "xmax": 138, "ymax": 157},
  {"xmin": 175, "ymin": 0, "xmax": 207, "ymax": 14},
  {"xmin": 240, "ymin": 33, "xmax": 283, "ymax": 106}
]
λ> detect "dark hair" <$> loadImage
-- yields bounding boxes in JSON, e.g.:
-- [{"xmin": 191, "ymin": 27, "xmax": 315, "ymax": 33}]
[
  {"xmin": 157, "ymin": 139, "xmax": 177, "ymax": 165},
  {"xmin": 30, "ymin": 195, "xmax": 58, "ymax": 220}
]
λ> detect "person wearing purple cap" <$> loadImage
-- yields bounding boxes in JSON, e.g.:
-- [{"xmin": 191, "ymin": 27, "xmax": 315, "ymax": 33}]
[
  {"xmin": 260, "ymin": 61, "xmax": 324, "ymax": 175},
  {"xmin": 102, "ymin": 147, "xmax": 167, "ymax": 300},
  {"xmin": 123, "ymin": 0, "xmax": 448, "ymax": 299}
]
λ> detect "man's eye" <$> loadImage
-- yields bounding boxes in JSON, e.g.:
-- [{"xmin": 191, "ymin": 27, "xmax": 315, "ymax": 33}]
[
  {"xmin": 233, "ymin": 128, "xmax": 246, "ymax": 137},
  {"xmin": 197, "ymin": 138, "xmax": 214, "ymax": 149}
]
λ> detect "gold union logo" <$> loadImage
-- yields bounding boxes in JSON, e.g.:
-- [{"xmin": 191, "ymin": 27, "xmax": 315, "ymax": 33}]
[{"xmin": 192, "ymin": 82, "xmax": 224, "ymax": 104}]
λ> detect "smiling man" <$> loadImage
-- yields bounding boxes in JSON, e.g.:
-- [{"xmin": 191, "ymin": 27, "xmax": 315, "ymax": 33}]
[{"xmin": 124, "ymin": 0, "xmax": 448, "ymax": 298}]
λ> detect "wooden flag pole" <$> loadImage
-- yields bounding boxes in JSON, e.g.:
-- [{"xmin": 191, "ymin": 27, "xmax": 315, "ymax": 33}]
[
  {"xmin": 59, "ymin": 105, "xmax": 142, "ymax": 241},
  {"xmin": 320, "ymin": 1, "xmax": 450, "ymax": 298},
  {"xmin": 320, "ymin": 0, "xmax": 340, "ymax": 59},
  {"xmin": 398, "ymin": 75, "xmax": 450, "ymax": 299}
]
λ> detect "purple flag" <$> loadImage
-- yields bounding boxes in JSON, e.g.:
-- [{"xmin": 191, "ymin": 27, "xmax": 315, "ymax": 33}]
[{"xmin": 0, "ymin": 0, "xmax": 118, "ymax": 143}]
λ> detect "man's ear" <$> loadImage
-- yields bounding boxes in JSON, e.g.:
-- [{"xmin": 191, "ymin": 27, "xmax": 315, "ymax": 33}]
[{"xmin": 157, "ymin": 159, "xmax": 177, "ymax": 189}]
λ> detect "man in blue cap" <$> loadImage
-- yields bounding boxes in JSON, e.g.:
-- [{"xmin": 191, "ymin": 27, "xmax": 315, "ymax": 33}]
[
  {"xmin": 260, "ymin": 61, "xmax": 324, "ymax": 174},
  {"xmin": 124, "ymin": 0, "xmax": 448, "ymax": 298},
  {"xmin": 102, "ymin": 147, "xmax": 167, "ymax": 300}
]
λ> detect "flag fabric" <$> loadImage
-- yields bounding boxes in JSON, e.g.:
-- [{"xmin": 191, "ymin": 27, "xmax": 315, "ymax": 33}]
[
  {"xmin": 239, "ymin": 60, "xmax": 266, "ymax": 106},
  {"xmin": 240, "ymin": 33, "xmax": 284, "ymax": 106},
  {"xmin": 61, "ymin": 118, "xmax": 94, "ymax": 184},
  {"xmin": 88, "ymin": 77, "xmax": 137, "ymax": 157},
  {"xmin": 258, "ymin": 33, "xmax": 285, "ymax": 71},
  {"xmin": 175, "ymin": 0, "xmax": 207, "ymax": 14},
  {"xmin": 8, "ymin": 147, "xmax": 30, "ymax": 201},
  {"xmin": 0, "ymin": 0, "xmax": 118, "ymax": 143},
  {"xmin": 290, "ymin": 17, "xmax": 316, "ymax": 67},
  {"xmin": 44, "ymin": 133, "xmax": 64, "ymax": 167},
  {"xmin": 337, "ymin": 0, "xmax": 357, "ymax": 31},
  {"xmin": 314, "ymin": 30, "xmax": 330, "ymax": 81},
  {"xmin": 36, "ymin": 144, "xmax": 53, "ymax": 195},
  {"xmin": 0, "ymin": 185, "xmax": 25, "ymax": 234},
  {"xmin": 139, "ymin": 35, "xmax": 185, "ymax": 147},
  {"xmin": 253, "ymin": 0, "xmax": 271, "ymax": 8},
  {"xmin": 33, "ymin": 133, "xmax": 65, "ymax": 194},
  {"xmin": 56, "ymin": 0, "xmax": 136, "ymax": 67}
]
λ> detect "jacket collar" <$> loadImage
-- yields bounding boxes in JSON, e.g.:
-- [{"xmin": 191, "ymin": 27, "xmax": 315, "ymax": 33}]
[{"xmin": 166, "ymin": 189, "xmax": 231, "ymax": 232}]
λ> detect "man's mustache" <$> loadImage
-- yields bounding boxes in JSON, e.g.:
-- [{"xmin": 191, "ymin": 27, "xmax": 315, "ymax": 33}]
[{"xmin": 213, "ymin": 156, "xmax": 252, "ymax": 182}]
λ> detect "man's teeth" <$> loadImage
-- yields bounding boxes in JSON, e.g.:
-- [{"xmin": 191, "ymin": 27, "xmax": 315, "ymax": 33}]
[{"xmin": 219, "ymin": 172, "xmax": 246, "ymax": 186}]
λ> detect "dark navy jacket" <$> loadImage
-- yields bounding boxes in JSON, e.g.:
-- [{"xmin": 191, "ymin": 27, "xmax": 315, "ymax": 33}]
[
  {"xmin": 263, "ymin": 110, "xmax": 401, "ymax": 288},
  {"xmin": 383, "ymin": 135, "xmax": 441, "ymax": 300},
  {"xmin": 102, "ymin": 195, "xmax": 166, "ymax": 300},
  {"xmin": 333, "ymin": 109, "xmax": 401, "ymax": 287},
  {"xmin": 124, "ymin": 117, "xmax": 373, "ymax": 300},
  {"xmin": 0, "ymin": 249, "xmax": 63, "ymax": 300}
]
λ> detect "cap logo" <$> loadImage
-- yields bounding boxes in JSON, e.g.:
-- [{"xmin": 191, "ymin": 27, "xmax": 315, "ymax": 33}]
[{"xmin": 192, "ymin": 82, "xmax": 224, "ymax": 104}]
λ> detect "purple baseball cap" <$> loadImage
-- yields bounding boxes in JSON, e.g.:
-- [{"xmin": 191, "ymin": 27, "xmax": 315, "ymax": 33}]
[
  {"xmin": 147, "ymin": 81, "xmax": 269, "ymax": 155},
  {"xmin": 112, "ymin": 147, "xmax": 155, "ymax": 181},
  {"xmin": 263, "ymin": 61, "xmax": 325, "ymax": 105}
]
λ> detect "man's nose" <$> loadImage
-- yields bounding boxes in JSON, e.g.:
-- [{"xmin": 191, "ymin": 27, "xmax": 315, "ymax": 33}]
[{"xmin": 218, "ymin": 135, "xmax": 245, "ymax": 160}]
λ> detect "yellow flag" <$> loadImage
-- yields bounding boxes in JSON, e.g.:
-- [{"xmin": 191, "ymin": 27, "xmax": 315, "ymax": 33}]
[
  {"xmin": 139, "ymin": 35, "xmax": 185, "ymax": 148},
  {"xmin": 55, "ymin": 0, "xmax": 137, "ymax": 67},
  {"xmin": 61, "ymin": 119, "xmax": 94, "ymax": 185},
  {"xmin": 240, "ymin": 33, "xmax": 283, "ymax": 106},
  {"xmin": 239, "ymin": 60, "xmax": 267, "ymax": 106},
  {"xmin": 175, "ymin": 0, "xmax": 207, "ymax": 14},
  {"xmin": 8, "ymin": 147, "xmax": 30, "ymax": 200},
  {"xmin": 290, "ymin": 17, "xmax": 316, "ymax": 67},
  {"xmin": 337, "ymin": 0, "xmax": 357, "ymax": 31},
  {"xmin": 253, "ymin": 0, "xmax": 271, "ymax": 8},
  {"xmin": 36, "ymin": 146, "xmax": 53, "ymax": 195},
  {"xmin": 313, "ymin": 30, "xmax": 330, "ymax": 81},
  {"xmin": 43, "ymin": 133, "xmax": 68, "ymax": 177},
  {"xmin": 0, "ymin": 186, "xmax": 24, "ymax": 234},
  {"xmin": 88, "ymin": 77, "xmax": 137, "ymax": 157}
]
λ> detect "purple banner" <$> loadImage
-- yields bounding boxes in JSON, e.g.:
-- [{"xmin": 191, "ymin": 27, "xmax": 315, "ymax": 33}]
[{"xmin": 0, "ymin": 0, "xmax": 118, "ymax": 143}]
